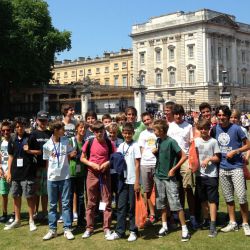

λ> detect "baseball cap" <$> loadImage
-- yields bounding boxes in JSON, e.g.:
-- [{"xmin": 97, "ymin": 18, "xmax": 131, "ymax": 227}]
[{"xmin": 37, "ymin": 111, "xmax": 49, "ymax": 120}]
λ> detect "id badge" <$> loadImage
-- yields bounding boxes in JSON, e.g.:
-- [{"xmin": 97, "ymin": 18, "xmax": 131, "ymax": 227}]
[
  {"xmin": 76, "ymin": 164, "xmax": 81, "ymax": 173},
  {"xmin": 54, "ymin": 167, "xmax": 61, "ymax": 176},
  {"xmin": 99, "ymin": 201, "xmax": 106, "ymax": 211},
  {"xmin": 17, "ymin": 158, "xmax": 23, "ymax": 167}
]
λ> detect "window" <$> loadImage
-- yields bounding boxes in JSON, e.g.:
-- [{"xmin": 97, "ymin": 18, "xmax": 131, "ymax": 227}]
[
  {"xmin": 114, "ymin": 63, "xmax": 119, "ymax": 70},
  {"xmin": 79, "ymin": 70, "xmax": 83, "ymax": 76},
  {"xmin": 104, "ymin": 78, "xmax": 109, "ymax": 86},
  {"xmin": 212, "ymin": 68, "xmax": 216, "ymax": 82},
  {"xmin": 114, "ymin": 75, "xmax": 119, "ymax": 86},
  {"xmin": 242, "ymin": 51, "xmax": 246, "ymax": 63},
  {"xmin": 189, "ymin": 70, "xmax": 195, "ymax": 84},
  {"xmin": 169, "ymin": 47, "xmax": 175, "ymax": 61},
  {"xmin": 122, "ymin": 62, "xmax": 127, "ymax": 68},
  {"xmin": 140, "ymin": 52, "xmax": 145, "ymax": 64},
  {"xmin": 169, "ymin": 72, "xmax": 175, "ymax": 84},
  {"xmin": 242, "ymin": 70, "xmax": 247, "ymax": 86},
  {"xmin": 122, "ymin": 75, "xmax": 127, "ymax": 87},
  {"xmin": 87, "ymin": 69, "xmax": 91, "ymax": 75},
  {"xmin": 156, "ymin": 73, "xmax": 162, "ymax": 85},
  {"xmin": 71, "ymin": 71, "xmax": 75, "ymax": 77},
  {"xmin": 56, "ymin": 73, "xmax": 60, "ymax": 79},
  {"xmin": 218, "ymin": 47, "xmax": 222, "ymax": 60},
  {"xmin": 188, "ymin": 45, "xmax": 194, "ymax": 58},
  {"xmin": 156, "ymin": 50, "xmax": 161, "ymax": 63},
  {"xmin": 64, "ymin": 72, "xmax": 68, "ymax": 78},
  {"xmin": 104, "ymin": 67, "xmax": 109, "ymax": 73},
  {"xmin": 211, "ymin": 45, "xmax": 214, "ymax": 59},
  {"xmin": 96, "ymin": 68, "xmax": 100, "ymax": 74},
  {"xmin": 131, "ymin": 61, "xmax": 133, "ymax": 68}
]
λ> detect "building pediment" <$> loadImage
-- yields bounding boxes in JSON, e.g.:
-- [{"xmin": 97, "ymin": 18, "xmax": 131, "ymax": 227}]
[{"xmin": 207, "ymin": 14, "xmax": 239, "ymax": 29}]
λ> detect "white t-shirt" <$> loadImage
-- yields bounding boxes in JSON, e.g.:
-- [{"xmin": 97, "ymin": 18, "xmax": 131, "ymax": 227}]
[
  {"xmin": 167, "ymin": 121, "xmax": 193, "ymax": 155},
  {"xmin": 195, "ymin": 137, "xmax": 220, "ymax": 178},
  {"xmin": 43, "ymin": 136, "xmax": 73, "ymax": 181},
  {"xmin": 0, "ymin": 140, "xmax": 9, "ymax": 173},
  {"xmin": 138, "ymin": 129, "xmax": 157, "ymax": 166},
  {"xmin": 117, "ymin": 141, "xmax": 141, "ymax": 184}
]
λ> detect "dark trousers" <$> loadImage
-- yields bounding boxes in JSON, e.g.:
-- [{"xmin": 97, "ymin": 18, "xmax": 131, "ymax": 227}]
[
  {"xmin": 70, "ymin": 176, "xmax": 85, "ymax": 226},
  {"xmin": 116, "ymin": 184, "xmax": 138, "ymax": 236}
]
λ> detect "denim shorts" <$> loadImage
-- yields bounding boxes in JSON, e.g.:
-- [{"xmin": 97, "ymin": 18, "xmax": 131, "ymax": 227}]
[{"xmin": 11, "ymin": 180, "xmax": 36, "ymax": 198}]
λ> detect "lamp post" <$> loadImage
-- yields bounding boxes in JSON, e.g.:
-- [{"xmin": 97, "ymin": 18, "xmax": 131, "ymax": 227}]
[
  {"xmin": 222, "ymin": 70, "xmax": 227, "ymax": 92},
  {"xmin": 220, "ymin": 70, "xmax": 231, "ymax": 108},
  {"xmin": 188, "ymin": 98, "xmax": 192, "ymax": 112}
]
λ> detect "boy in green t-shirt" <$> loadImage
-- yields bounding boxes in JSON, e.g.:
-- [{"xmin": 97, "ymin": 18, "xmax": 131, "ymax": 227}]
[{"xmin": 152, "ymin": 120, "xmax": 190, "ymax": 242}]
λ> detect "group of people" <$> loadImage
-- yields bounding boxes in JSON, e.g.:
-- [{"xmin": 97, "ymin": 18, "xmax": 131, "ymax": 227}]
[{"xmin": 0, "ymin": 102, "xmax": 250, "ymax": 243}]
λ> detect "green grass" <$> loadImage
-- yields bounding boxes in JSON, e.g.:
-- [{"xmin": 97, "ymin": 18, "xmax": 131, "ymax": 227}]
[{"xmin": 1, "ymin": 183, "xmax": 250, "ymax": 250}]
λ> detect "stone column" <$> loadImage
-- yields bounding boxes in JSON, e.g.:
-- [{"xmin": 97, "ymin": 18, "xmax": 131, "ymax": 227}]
[{"xmin": 80, "ymin": 87, "xmax": 92, "ymax": 117}]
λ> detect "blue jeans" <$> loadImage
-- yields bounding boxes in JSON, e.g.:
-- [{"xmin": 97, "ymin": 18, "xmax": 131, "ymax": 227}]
[{"xmin": 47, "ymin": 179, "xmax": 72, "ymax": 230}]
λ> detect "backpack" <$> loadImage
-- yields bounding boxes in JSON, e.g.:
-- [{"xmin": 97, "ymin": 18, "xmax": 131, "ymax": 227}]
[{"xmin": 85, "ymin": 137, "xmax": 113, "ymax": 160}]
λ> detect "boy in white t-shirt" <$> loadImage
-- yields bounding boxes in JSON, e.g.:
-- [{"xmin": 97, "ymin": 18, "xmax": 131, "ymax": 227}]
[
  {"xmin": 107, "ymin": 122, "xmax": 141, "ymax": 242},
  {"xmin": 138, "ymin": 112, "xmax": 157, "ymax": 224},
  {"xmin": 42, "ymin": 120, "xmax": 76, "ymax": 241}
]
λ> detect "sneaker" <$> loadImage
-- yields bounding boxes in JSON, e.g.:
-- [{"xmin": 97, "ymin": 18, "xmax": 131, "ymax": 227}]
[
  {"xmin": 5, "ymin": 213, "xmax": 15, "ymax": 226},
  {"xmin": 29, "ymin": 220, "xmax": 37, "ymax": 232},
  {"xmin": 221, "ymin": 222, "xmax": 238, "ymax": 233},
  {"xmin": 82, "ymin": 230, "xmax": 93, "ymax": 239},
  {"xmin": 43, "ymin": 229, "xmax": 57, "ymax": 240},
  {"xmin": 208, "ymin": 229, "xmax": 217, "ymax": 238},
  {"xmin": 0, "ymin": 214, "xmax": 8, "ymax": 223},
  {"xmin": 242, "ymin": 223, "xmax": 250, "ymax": 236},
  {"xmin": 128, "ymin": 232, "xmax": 137, "ymax": 242},
  {"xmin": 4, "ymin": 220, "xmax": 21, "ymax": 230},
  {"xmin": 158, "ymin": 226, "xmax": 168, "ymax": 237},
  {"xmin": 104, "ymin": 229, "xmax": 112, "ymax": 239},
  {"xmin": 64, "ymin": 229, "xmax": 75, "ymax": 240},
  {"xmin": 200, "ymin": 219, "xmax": 210, "ymax": 230},
  {"xmin": 181, "ymin": 233, "xmax": 191, "ymax": 242},
  {"xmin": 58, "ymin": 215, "xmax": 63, "ymax": 223},
  {"xmin": 73, "ymin": 213, "xmax": 78, "ymax": 222},
  {"xmin": 106, "ymin": 231, "xmax": 121, "ymax": 241}
]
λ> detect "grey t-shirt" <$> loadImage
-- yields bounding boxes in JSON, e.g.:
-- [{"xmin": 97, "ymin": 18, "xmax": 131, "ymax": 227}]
[{"xmin": 194, "ymin": 137, "xmax": 220, "ymax": 178}]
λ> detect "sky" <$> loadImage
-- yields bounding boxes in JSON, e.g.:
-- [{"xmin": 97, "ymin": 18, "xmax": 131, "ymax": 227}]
[{"xmin": 46, "ymin": 0, "xmax": 250, "ymax": 61}]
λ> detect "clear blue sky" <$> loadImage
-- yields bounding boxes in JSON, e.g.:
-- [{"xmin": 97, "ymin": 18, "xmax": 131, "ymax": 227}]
[{"xmin": 46, "ymin": 0, "xmax": 250, "ymax": 61}]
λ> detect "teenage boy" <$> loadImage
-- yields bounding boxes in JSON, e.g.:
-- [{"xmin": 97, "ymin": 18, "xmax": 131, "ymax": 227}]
[
  {"xmin": 0, "ymin": 121, "xmax": 12, "ymax": 223},
  {"xmin": 62, "ymin": 104, "xmax": 76, "ymax": 138},
  {"xmin": 107, "ymin": 122, "xmax": 141, "ymax": 242},
  {"xmin": 81, "ymin": 121, "xmax": 115, "ymax": 239},
  {"xmin": 164, "ymin": 101, "xmax": 175, "ymax": 124},
  {"xmin": 4, "ymin": 117, "xmax": 40, "ymax": 231},
  {"xmin": 84, "ymin": 111, "xmax": 97, "ymax": 141},
  {"xmin": 167, "ymin": 104, "xmax": 198, "ymax": 229},
  {"xmin": 43, "ymin": 120, "xmax": 76, "ymax": 240},
  {"xmin": 138, "ymin": 112, "xmax": 157, "ymax": 223},
  {"xmin": 152, "ymin": 119, "xmax": 190, "ymax": 241},
  {"xmin": 124, "ymin": 106, "xmax": 145, "ymax": 141},
  {"xmin": 214, "ymin": 105, "xmax": 250, "ymax": 236},
  {"xmin": 31, "ymin": 111, "xmax": 51, "ymax": 220},
  {"xmin": 195, "ymin": 119, "xmax": 221, "ymax": 237}
]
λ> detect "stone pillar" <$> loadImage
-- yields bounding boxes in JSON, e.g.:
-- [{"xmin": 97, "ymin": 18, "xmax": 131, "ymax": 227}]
[
  {"xmin": 41, "ymin": 93, "xmax": 48, "ymax": 111},
  {"xmin": 80, "ymin": 88, "xmax": 91, "ymax": 118},
  {"xmin": 131, "ymin": 85, "xmax": 147, "ymax": 120}
]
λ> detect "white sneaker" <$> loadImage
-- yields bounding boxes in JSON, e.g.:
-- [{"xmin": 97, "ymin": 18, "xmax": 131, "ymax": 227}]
[
  {"xmin": 29, "ymin": 220, "xmax": 37, "ymax": 232},
  {"xmin": 158, "ymin": 227, "xmax": 168, "ymax": 237},
  {"xmin": 106, "ymin": 232, "xmax": 120, "ymax": 241},
  {"xmin": 82, "ymin": 230, "xmax": 93, "ymax": 239},
  {"xmin": 64, "ymin": 229, "xmax": 75, "ymax": 240},
  {"xmin": 242, "ymin": 223, "xmax": 250, "ymax": 236},
  {"xmin": 128, "ymin": 232, "xmax": 137, "ymax": 242},
  {"xmin": 43, "ymin": 229, "xmax": 57, "ymax": 240},
  {"xmin": 58, "ymin": 215, "xmax": 63, "ymax": 223},
  {"xmin": 104, "ymin": 229, "xmax": 112, "ymax": 239},
  {"xmin": 4, "ymin": 220, "xmax": 21, "ymax": 230},
  {"xmin": 221, "ymin": 222, "xmax": 238, "ymax": 232}
]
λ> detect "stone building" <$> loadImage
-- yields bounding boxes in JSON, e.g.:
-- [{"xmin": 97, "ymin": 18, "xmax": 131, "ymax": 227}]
[{"xmin": 131, "ymin": 9, "xmax": 250, "ymax": 111}]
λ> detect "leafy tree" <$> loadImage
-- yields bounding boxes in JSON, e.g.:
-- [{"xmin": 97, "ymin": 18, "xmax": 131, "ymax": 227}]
[{"xmin": 0, "ymin": 0, "xmax": 71, "ymax": 118}]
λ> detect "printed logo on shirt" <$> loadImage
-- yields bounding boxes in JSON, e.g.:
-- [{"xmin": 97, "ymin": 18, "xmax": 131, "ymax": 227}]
[{"xmin": 218, "ymin": 132, "xmax": 230, "ymax": 146}]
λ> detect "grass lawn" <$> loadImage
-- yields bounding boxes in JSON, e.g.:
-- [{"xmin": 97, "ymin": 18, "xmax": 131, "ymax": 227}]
[{"xmin": 1, "ymin": 182, "xmax": 250, "ymax": 250}]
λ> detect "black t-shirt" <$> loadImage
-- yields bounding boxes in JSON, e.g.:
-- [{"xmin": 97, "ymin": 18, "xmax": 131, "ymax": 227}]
[
  {"xmin": 30, "ymin": 129, "xmax": 51, "ymax": 168},
  {"xmin": 84, "ymin": 128, "xmax": 95, "ymax": 141},
  {"xmin": 8, "ymin": 132, "xmax": 40, "ymax": 181}
]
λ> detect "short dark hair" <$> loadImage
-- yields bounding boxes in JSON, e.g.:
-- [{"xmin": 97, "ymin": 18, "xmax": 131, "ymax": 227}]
[
  {"xmin": 172, "ymin": 104, "xmax": 185, "ymax": 115},
  {"xmin": 164, "ymin": 101, "xmax": 175, "ymax": 110},
  {"xmin": 196, "ymin": 119, "xmax": 211, "ymax": 131},
  {"xmin": 1, "ymin": 120, "xmax": 11, "ymax": 130},
  {"xmin": 102, "ymin": 113, "xmax": 112, "ymax": 121},
  {"xmin": 141, "ymin": 111, "xmax": 153, "ymax": 120},
  {"xmin": 199, "ymin": 102, "xmax": 211, "ymax": 112},
  {"xmin": 125, "ymin": 106, "xmax": 137, "ymax": 116},
  {"xmin": 85, "ymin": 111, "xmax": 97, "ymax": 121},
  {"xmin": 75, "ymin": 121, "xmax": 86, "ymax": 131},
  {"xmin": 215, "ymin": 105, "xmax": 231, "ymax": 118},
  {"xmin": 13, "ymin": 117, "xmax": 27, "ymax": 128},
  {"xmin": 122, "ymin": 122, "xmax": 134, "ymax": 133},
  {"xmin": 61, "ymin": 104, "xmax": 74, "ymax": 116},
  {"xmin": 91, "ymin": 121, "xmax": 104, "ymax": 132},
  {"xmin": 49, "ymin": 120, "xmax": 65, "ymax": 133},
  {"xmin": 153, "ymin": 119, "xmax": 169, "ymax": 134}
]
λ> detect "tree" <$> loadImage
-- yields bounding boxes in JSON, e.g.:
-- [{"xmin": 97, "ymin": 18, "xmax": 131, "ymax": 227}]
[{"xmin": 0, "ymin": 0, "xmax": 71, "ymax": 118}]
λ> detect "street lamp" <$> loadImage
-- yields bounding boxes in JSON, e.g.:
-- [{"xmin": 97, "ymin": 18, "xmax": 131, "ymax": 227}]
[
  {"xmin": 222, "ymin": 70, "xmax": 227, "ymax": 92},
  {"xmin": 188, "ymin": 98, "xmax": 192, "ymax": 112}
]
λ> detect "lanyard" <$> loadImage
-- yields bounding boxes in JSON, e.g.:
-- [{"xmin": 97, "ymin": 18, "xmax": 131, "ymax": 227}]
[
  {"xmin": 122, "ymin": 141, "xmax": 133, "ymax": 157},
  {"xmin": 52, "ymin": 137, "xmax": 61, "ymax": 168}
]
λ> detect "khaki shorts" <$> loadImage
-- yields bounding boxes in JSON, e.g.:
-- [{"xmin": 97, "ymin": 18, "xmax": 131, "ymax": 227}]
[{"xmin": 180, "ymin": 160, "xmax": 194, "ymax": 188}]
